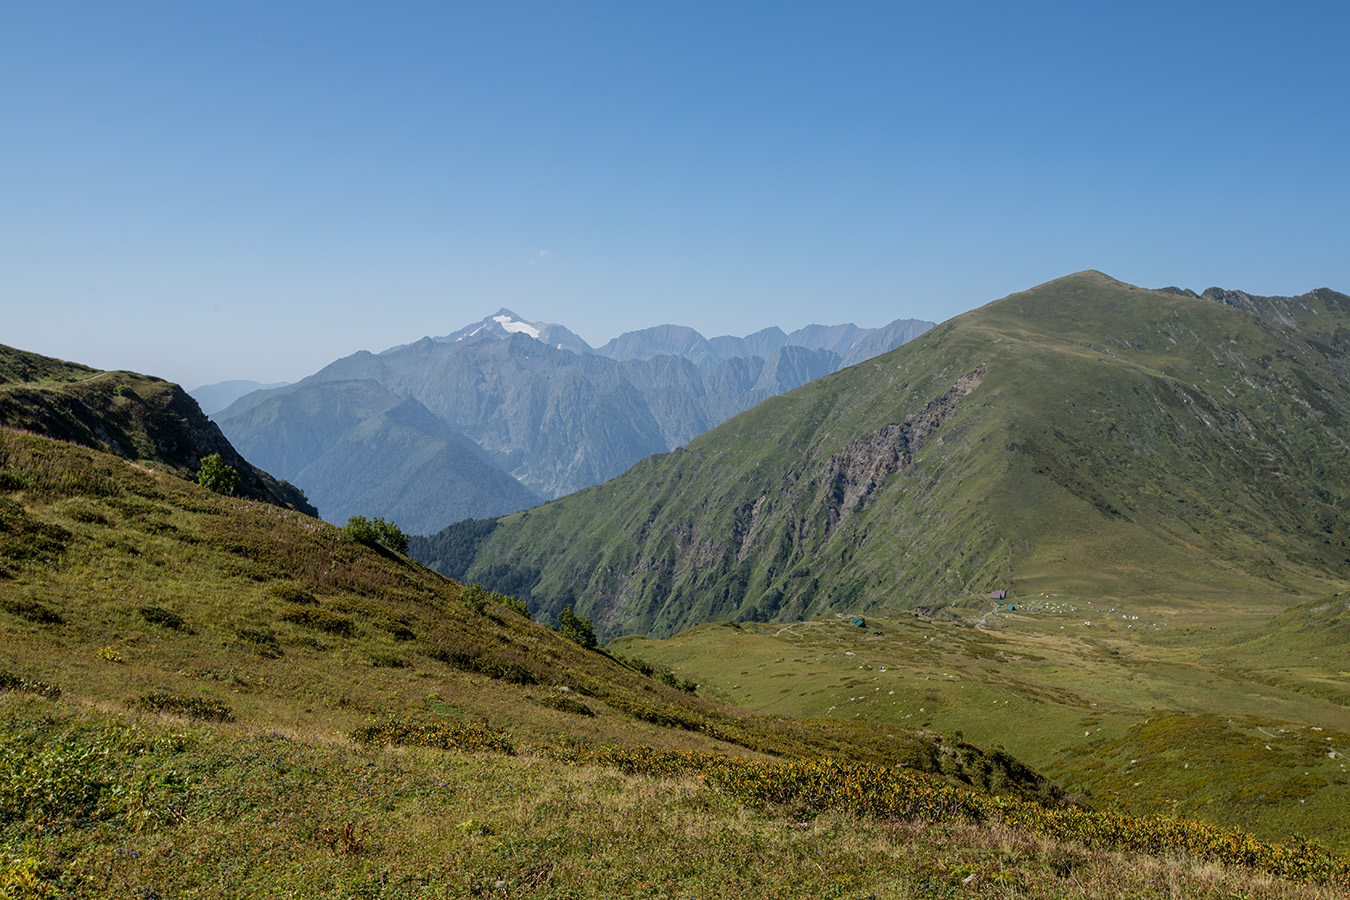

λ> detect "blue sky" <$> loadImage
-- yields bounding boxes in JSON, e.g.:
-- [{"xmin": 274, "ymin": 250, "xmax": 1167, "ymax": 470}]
[{"xmin": 3, "ymin": 1, "xmax": 1347, "ymax": 388}]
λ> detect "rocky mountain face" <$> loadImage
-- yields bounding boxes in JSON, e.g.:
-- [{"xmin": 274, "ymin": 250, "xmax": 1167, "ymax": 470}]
[
  {"xmin": 214, "ymin": 310, "xmax": 934, "ymax": 532},
  {"xmin": 412, "ymin": 272, "xmax": 1350, "ymax": 639},
  {"xmin": 0, "ymin": 344, "xmax": 315, "ymax": 515}
]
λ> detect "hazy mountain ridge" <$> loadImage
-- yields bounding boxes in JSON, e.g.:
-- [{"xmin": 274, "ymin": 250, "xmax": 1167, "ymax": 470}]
[
  {"xmin": 0, "ymin": 343, "xmax": 315, "ymax": 515},
  {"xmin": 414, "ymin": 272, "xmax": 1350, "ymax": 639},
  {"xmin": 217, "ymin": 378, "xmax": 539, "ymax": 533},
  {"xmin": 215, "ymin": 309, "xmax": 935, "ymax": 529},
  {"xmin": 187, "ymin": 379, "xmax": 289, "ymax": 416}
]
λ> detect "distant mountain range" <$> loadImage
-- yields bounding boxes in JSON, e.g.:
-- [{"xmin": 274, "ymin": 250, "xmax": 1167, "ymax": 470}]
[
  {"xmin": 212, "ymin": 310, "xmax": 933, "ymax": 533},
  {"xmin": 411, "ymin": 272, "xmax": 1350, "ymax": 639},
  {"xmin": 188, "ymin": 379, "xmax": 290, "ymax": 417}
]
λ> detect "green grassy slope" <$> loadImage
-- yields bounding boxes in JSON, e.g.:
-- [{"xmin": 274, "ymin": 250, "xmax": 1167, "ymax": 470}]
[
  {"xmin": 610, "ymin": 592, "xmax": 1350, "ymax": 852},
  {"xmin": 0, "ymin": 424, "xmax": 1059, "ymax": 787},
  {"xmin": 423, "ymin": 272, "xmax": 1350, "ymax": 638},
  {"xmin": 0, "ymin": 343, "xmax": 315, "ymax": 515},
  {"xmin": 4, "ymin": 430, "xmax": 1349, "ymax": 895}
]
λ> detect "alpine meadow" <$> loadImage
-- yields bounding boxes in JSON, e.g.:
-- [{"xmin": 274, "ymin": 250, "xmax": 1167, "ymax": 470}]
[{"xmin": 4, "ymin": 272, "xmax": 1350, "ymax": 897}]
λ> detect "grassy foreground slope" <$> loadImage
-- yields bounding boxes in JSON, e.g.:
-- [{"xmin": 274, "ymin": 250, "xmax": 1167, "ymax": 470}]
[
  {"xmin": 423, "ymin": 272, "xmax": 1350, "ymax": 639},
  {"xmin": 5, "ymin": 429, "xmax": 1349, "ymax": 896}
]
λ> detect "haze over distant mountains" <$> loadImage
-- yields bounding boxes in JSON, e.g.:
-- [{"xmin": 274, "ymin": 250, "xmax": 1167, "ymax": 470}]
[
  {"xmin": 188, "ymin": 380, "xmax": 290, "ymax": 417},
  {"xmin": 211, "ymin": 311, "xmax": 933, "ymax": 533}
]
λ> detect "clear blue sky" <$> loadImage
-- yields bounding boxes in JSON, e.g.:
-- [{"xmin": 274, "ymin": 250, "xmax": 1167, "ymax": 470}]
[{"xmin": 3, "ymin": 1, "xmax": 1347, "ymax": 388}]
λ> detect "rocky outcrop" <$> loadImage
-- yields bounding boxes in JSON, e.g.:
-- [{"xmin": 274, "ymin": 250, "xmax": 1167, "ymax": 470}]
[{"xmin": 823, "ymin": 365, "xmax": 986, "ymax": 522}]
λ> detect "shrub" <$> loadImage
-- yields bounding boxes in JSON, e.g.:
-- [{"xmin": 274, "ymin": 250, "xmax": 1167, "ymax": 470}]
[
  {"xmin": 135, "ymin": 693, "xmax": 234, "ymax": 722},
  {"xmin": 352, "ymin": 717, "xmax": 515, "ymax": 755},
  {"xmin": 0, "ymin": 597, "xmax": 64, "ymax": 625},
  {"xmin": 499, "ymin": 594, "xmax": 530, "ymax": 620},
  {"xmin": 235, "ymin": 627, "xmax": 284, "ymax": 658},
  {"xmin": 138, "ymin": 605, "xmax": 188, "ymax": 631},
  {"xmin": 344, "ymin": 515, "xmax": 409, "ymax": 554},
  {"xmin": 280, "ymin": 607, "xmax": 356, "ymax": 638},
  {"xmin": 196, "ymin": 454, "xmax": 239, "ymax": 496},
  {"xmin": 612, "ymin": 653, "xmax": 655, "ymax": 677},
  {"xmin": 655, "ymin": 669, "xmax": 699, "ymax": 693},
  {"xmin": 462, "ymin": 583, "xmax": 488, "ymax": 614},
  {"xmin": 270, "ymin": 584, "xmax": 318, "ymax": 605},
  {"xmin": 539, "ymin": 693, "xmax": 594, "ymax": 717},
  {"xmin": 557, "ymin": 604, "xmax": 597, "ymax": 649},
  {"xmin": 426, "ymin": 645, "xmax": 538, "ymax": 685},
  {"xmin": 0, "ymin": 670, "xmax": 61, "ymax": 700}
]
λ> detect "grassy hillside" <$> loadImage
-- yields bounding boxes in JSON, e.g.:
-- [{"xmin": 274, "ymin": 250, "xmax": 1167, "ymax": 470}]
[
  {"xmin": 610, "ymin": 591, "xmax": 1350, "ymax": 853},
  {"xmin": 422, "ymin": 272, "xmax": 1350, "ymax": 639},
  {"xmin": 0, "ymin": 343, "xmax": 315, "ymax": 515},
  {"xmin": 5, "ymin": 427, "xmax": 1348, "ymax": 896}
]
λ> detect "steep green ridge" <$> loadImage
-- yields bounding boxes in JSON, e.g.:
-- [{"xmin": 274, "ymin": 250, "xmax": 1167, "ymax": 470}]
[
  {"xmin": 0, "ymin": 343, "xmax": 315, "ymax": 516},
  {"xmin": 421, "ymin": 272, "xmax": 1350, "ymax": 638}
]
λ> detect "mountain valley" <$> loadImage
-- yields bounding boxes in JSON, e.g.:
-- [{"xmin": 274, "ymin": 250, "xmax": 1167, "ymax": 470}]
[{"xmin": 3, "ymin": 272, "xmax": 1350, "ymax": 895}]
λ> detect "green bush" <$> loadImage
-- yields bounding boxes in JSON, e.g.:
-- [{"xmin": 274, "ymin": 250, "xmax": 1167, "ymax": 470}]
[
  {"xmin": 344, "ymin": 515, "xmax": 409, "ymax": 554},
  {"xmin": 499, "ymin": 594, "xmax": 530, "ymax": 620},
  {"xmin": 235, "ymin": 627, "xmax": 284, "ymax": 658},
  {"xmin": 461, "ymin": 583, "xmax": 529, "ymax": 620},
  {"xmin": 0, "ymin": 670, "xmax": 61, "ymax": 700},
  {"xmin": 539, "ymin": 693, "xmax": 594, "ymax": 717},
  {"xmin": 0, "ymin": 597, "xmax": 64, "ymax": 625},
  {"xmin": 462, "ymin": 583, "xmax": 488, "ymax": 614},
  {"xmin": 135, "ymin": 693, "xmax": 234, "ymax": 722},
  {"xmin": 196, "ymin": 454, "xmax": 239, "ymax": 496},
  {"xmin": 557, "ymin": 604, "xmax": 597, "ymax": 649},
  {"xmin": 270, "ymin": 584, "xmax": 318, "ymax": 605},
  {"xmin": 352, "ymin": 717, "xmax": 515, "ymax": 755},
  {"xmin": 426, "ymin": 645, "xmax": 538, "ymax": 685},
  {"xmin": 279, "ymin": 607, "xmax": 356, "ymax": 638},
  {"xmin": 139, "ymin": 605, "xmax": 188, "ymax": 631}
]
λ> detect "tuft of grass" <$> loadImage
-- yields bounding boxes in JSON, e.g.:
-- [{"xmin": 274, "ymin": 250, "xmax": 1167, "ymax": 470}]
[
  {"xmin": 279, "ymin": 607, "xmax": 356, "ymax": 638},
  {"xmin": 0, "ymin": 670, "xmax": 60, "ymax": 700},
  {"xmin": 133, "ymin": 692, "xmax": 234, "ymax": 722},
  {"xmin": 269, "ymin": 583, "xmax": 317, "ymax": 605},
  {"xmin": 0, "ymin": 597, "xmax": 63, "ymax": 625},
  {"xmin": 137, "ymin": 605, "xmax": 188, "ymax": 632}
]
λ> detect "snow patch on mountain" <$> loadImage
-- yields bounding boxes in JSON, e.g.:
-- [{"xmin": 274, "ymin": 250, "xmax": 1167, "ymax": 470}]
[{"xmin": 494, "ymin": 314, "xmax": 541, "ymax": 339}]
